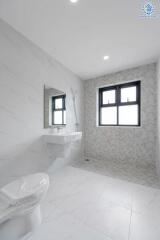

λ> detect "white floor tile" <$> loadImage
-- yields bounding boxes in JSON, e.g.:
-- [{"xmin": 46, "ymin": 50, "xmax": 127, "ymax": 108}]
[
  {"xmin": 129, "ymin": 212, "xmax": 160, "ymax": 240},
  {"xmin": 30, "ymin": 214, "xmax": 111, "ymax": 240},
  {"xmin": 27, "ymin": 166, "xmax": 160, "ymax": 240}
]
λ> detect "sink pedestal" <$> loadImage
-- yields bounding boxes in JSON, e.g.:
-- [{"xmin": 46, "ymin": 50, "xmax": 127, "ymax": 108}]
[{"xmin": 43, "ymin": 132, "xmax": 82, "ymax": 173}]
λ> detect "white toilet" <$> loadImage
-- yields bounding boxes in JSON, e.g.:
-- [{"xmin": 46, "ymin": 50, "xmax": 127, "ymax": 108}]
[{"xmin": 0, "ymin": 173, "xmax": 49, "ymax": 240}]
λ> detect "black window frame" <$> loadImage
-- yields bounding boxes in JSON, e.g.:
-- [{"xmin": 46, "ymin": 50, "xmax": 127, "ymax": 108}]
[
  {"xmin": 52, "ymin": 94, "xmax": 66, "ymax": 125},
  {"xmin": 99, "ymin": 81, "xmax": 141, "ymax": 127}
]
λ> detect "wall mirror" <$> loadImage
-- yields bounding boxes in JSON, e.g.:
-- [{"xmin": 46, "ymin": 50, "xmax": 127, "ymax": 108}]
[{"xmin": 44, "ymin": 85, "xmax": 66, "ymax": 128}]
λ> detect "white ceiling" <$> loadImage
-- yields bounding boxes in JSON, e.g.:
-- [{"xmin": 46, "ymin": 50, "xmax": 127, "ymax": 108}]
[{"xmin": 0, "ymin": 0, "xmax": 160, "ymax": 80}]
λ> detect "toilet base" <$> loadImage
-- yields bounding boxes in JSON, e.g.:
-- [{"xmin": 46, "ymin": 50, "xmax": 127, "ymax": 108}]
[{"xmin": 0, "ymin": 205, "xmax": 42, "ymax": 240}]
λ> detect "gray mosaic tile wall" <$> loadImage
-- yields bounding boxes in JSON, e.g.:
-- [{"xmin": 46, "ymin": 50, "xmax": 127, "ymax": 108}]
[
  {"xmin": 157, "ymin": 59, "xmax": 160, "ymax": 177},
  {"xmin": 84, "ymin": 63, "xmax": 157, "ymax": 169}
]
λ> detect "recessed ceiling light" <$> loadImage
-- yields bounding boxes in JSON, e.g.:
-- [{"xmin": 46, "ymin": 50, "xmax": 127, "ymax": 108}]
[
  {"xmin": 103, "ymin": 55, "xmax": 110, "ymax": 60},
  {"xmin": 70, "ymin": 0, "xmax": 79, "ymax": 3}
]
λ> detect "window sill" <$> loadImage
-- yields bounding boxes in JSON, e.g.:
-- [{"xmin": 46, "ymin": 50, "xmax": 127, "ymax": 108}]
[
  {"xmin": 50, "ymin": 124, "xmax": 66, "ymax": 128},
  {"xmin": 97, "ymin": 125, "xmax": 141, "ymax": 128}
]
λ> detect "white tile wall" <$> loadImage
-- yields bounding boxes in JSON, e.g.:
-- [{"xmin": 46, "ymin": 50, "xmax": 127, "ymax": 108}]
[{"xmin": 0, "ymin": 19, "xmax": 84, "ymax": 187}]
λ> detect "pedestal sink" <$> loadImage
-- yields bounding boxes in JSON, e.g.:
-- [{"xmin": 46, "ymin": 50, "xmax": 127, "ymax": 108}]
[
  {"xmin": 44, "ymin": 132, "xmax": 82, "ymax": 174},
  {"xmin": 43, "ymin": 132, "xmax": 82, "ymax": 145}
]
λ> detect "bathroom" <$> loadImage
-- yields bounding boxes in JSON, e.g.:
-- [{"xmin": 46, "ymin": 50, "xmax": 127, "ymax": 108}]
[{"xmin": 0, "ymin": 0, "xmax": 160, "ymax": 239}]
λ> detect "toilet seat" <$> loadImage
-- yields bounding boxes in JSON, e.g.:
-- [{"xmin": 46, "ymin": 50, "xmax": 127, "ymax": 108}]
[{"xmin": 0, "ymin": 173, "xmax": 49, "ymax": 224}]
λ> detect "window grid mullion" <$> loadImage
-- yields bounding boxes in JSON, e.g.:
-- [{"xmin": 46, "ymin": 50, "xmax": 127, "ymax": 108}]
[{"xmin": 116, "ymin": 86, "xmax": 120, "ymax": 125}]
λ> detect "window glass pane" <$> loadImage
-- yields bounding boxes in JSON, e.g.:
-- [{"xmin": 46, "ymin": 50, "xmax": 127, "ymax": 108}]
[
  {"xmin": 101, "ymin": 107, "xmax": 117, "ymax": 125},
  {"xmin": 55, "ymin": 98, "xmax": 63, "ymax": 109},
  {"xmin": 63, "ymin": 110, "xmax": 66, "ymax": 124},
  {"xmin": 102, "ymin": 90, "xmax": 116, "ymax": 104},
  {"xmin": 119, "ymin": 105, "xmax": 138, "ymax": 125},
  {"xmin": 54, "ymin": 111, "xmax": 62, "ymax": 124},
  {"xmin": 121, "ymin": 86, "xmax": 136, "ymax": 103}
]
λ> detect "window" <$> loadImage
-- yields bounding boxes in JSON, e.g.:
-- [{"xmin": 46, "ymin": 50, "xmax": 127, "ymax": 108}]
[
  {"xmin": 52, "ymin": 95, "xmax": 66, "ymax": 125},
  {"xmin": 99, "ymin": 81, "xmax": 141, "ymax": 126}
]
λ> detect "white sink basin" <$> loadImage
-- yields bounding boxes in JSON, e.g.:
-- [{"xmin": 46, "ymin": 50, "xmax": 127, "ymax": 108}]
[{"xmin": 43, "ymin": 132, "xmax": 82, "ymax": 145}]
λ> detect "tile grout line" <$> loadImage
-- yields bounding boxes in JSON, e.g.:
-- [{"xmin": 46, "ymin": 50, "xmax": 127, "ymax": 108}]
[
  {"xmin": 128, "ymin": 207, "xmax": 133, "ymax": 240},
  {"xmin": 128, "ymin": 195, "xmax": 133, "ymax": 240}
]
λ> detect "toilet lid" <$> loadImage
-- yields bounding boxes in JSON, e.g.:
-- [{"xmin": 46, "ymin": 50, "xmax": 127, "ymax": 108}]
[{"xmin": 0, "ymin": 173, "xmax": 49, "ymax": 201}]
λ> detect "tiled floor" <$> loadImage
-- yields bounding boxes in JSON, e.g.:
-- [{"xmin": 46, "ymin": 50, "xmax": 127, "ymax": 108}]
[
  {"xmin": 28, "ymin": 166, "xmax": 160, "ymax": 240},
  {"xmin": 73, "ymin": 158, "xmax": 160, "ymax": 189}
]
